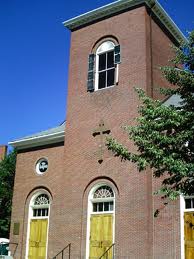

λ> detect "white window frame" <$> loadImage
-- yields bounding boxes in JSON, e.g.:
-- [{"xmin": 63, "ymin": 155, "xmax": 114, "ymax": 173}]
[
  {"xmin": 25, "ymin": 192, "xmax": 51, "ymax": 259},
  {"xmin": 86, "ymin": 183, "xmax": 115, "ymax": 259},
  {"xmin": 95, "ymin": 41, "xmax": 118, "ymax": 91}
]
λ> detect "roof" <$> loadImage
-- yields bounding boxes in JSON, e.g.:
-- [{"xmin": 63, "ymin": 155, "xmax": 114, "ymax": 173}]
[
  {"xmin": 9, "ymin": 122, "xmax": 65, "ymax": 150},
  {"xmin": 163, "ymin": 94, "xmax": 182, "ymax": 107},
  {"xmin": 63, "ymin": 0, "xmax": 186, "ymax": 43}
]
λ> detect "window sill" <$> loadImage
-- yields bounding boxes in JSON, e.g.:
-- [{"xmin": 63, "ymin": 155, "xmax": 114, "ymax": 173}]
[{"xmin": 94, "ymin": 84, "xmax": 116, "ymax": 92}]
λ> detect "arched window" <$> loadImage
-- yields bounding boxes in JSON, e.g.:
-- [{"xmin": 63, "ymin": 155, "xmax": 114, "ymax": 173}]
[
  {"xmin": 92, "ymin": 185, "xmax": 114, "ymax": 212},
  {"xmin": 95, "ymin": 41, "xmax": 115, "ymax": 91},
  {"xmin": 32, "ymin": 193, "xmax": 50, "ymax": 217},
  {"xmin": 87, "ymin": 40, "xmax": 121, "ymax": 92}
]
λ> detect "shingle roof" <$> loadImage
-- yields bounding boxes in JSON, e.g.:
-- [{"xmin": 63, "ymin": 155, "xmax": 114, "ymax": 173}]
[
  {"xmin": 9, "ymin": 122, "xmax": 65, "ymax": 150},
  {"xmin": 17, "ymin": 122, "xmax": 65, "ymax": 141}
]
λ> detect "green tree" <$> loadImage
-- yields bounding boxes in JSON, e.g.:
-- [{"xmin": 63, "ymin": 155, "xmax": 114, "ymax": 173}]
[
  {"xmin": 0, "ymin": 149, "xmax": 16, "ymax": 237},
  {"xmin": 107, "ymin": 31, "xmax": 194, "ymax": 200}
]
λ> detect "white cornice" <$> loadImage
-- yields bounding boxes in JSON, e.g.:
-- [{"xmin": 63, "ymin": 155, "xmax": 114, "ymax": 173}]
[
  {"xmin": 63, "ymin": 0, "xmax": 186, "ymax": 43},
  {"xmin": 9, "ymin": 131, "xmax": 65, "ymax": 150}
]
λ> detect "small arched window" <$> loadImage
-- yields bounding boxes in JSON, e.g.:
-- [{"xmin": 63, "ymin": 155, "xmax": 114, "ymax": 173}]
[
  {"xmin": 91, "ymin": 185, "xmax": 115, "ymax": 213},
  {"xmin": 32, "ymin": 193, "xmax": 50, "ymax": 217},
  {"xmin": 87, "ymin": 40, "xmax": 121, "ymax": 92}
]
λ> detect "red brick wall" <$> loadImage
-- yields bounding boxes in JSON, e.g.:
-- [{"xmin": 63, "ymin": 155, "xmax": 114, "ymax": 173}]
[
  {"xmin": 151, "ymin": 17, "xmax": 181, "ymax": 259},
  {"xmin": 9, "ymin": 145, "xmax": 65, "ymax": 259},
  {"xmin": 63, "ymin": 5, "xmax": 150, "ymax": 258},
  {"xmin": 151, "ymin": 18, "xmax": 176, "ymax": 100}
]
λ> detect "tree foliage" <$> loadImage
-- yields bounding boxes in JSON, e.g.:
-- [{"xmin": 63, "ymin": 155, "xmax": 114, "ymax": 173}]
[
  {"xmin": 107, "ymin": 31, "xmax": 194, "ymax": 200},
  {"xmin": 0, "ymin": 149, "xmax": 16, "ymax": 237}
]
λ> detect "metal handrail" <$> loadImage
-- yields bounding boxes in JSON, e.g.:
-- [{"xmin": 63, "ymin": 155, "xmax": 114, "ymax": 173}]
[
  {"xmin": 98, "ymin": 243, "xmax": 115, "ymax": 259},
  {"xmin": 52, "ymin": 243, "xmax": 71, "ymax": 259},
  {"xmin": 9, "ymin": 242, "xmax": 18, "ymax": 257}
]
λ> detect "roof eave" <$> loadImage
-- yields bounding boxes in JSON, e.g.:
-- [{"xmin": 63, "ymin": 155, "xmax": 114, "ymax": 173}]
[
  {"xmin": 63, "ymin": 0, "xmax": 186, "ymax": 43},
  {"xmin": 9, "ymin": 131, "xmax": 65, "ymax": 150}
]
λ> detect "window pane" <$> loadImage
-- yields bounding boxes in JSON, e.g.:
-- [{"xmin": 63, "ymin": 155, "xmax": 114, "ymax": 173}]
[
  {"xmin": 42, "ymin": 209, "xmax": 45, "ymax": 216},
  {"xmin": 99, "ymin": 53, "xmax": 106, "ymax": 71},
  {"xmin": 107, "ymin": 69, "xmax": 115, "ymax": 87},
  {"xmin": 93, "ymin": 203, "xmax": 97, "ymax": 212},
  {"xmin": 110, "ymin": 201, "xmax": 114, "ymax": 211},
  {"xmin": 98, "ymin": 202, "xmax": 103, "ymax": 212},
  {"xmin": 33, "ymin": 209, "xmax": 37, "ymax": 217},
  {"xmin": 185, "ymin": 199, "xmax": 191, "ymax": 209},
  {"xmin": 104, "ymin": 202, "xmax": 109, "ymax": 211},
  {"xmin": 107, "ymin": 51, "xmax": 114, "ymax": 68},
  {"xmin": 46, "ymin": 209, "xmax": 49, "ymax": 216},
  {"xmin": 192, "ymin": 198, "xmax": 194, "ymax": 208},
  {"xmin": 99, "ymin": 71, "xmax": 106, "ymax": 89},
  {"xmin": 38, "ymin": 209, "xmax": 41, "ymax": 216}
]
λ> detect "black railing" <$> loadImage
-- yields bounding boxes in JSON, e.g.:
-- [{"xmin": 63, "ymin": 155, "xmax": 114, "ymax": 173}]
[
  {"xmin": 52, "ymin": 243, "xmax": 71, "ymax": 259},
  {"xmin": 98, "ymin": 243, "xmax": 115, "ymax": 259},
  {"xmin": 9, "ymin": 242, "xmax": 18, "ymax": 257}
]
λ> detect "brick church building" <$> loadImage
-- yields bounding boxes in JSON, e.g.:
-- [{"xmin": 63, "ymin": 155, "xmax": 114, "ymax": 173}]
[{"xmin": 9, "ymin": 0, "xmax": 192, "ymax": 258}]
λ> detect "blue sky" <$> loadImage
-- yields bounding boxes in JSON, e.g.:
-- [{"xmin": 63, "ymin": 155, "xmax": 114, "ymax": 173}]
[{"xmin": 1, "ymin": 0, "xmax": 194, "ymax": 147}]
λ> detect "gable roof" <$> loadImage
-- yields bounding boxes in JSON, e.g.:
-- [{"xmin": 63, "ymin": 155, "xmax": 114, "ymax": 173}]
[
  {"xmin": 9, "ymin": 122, "xmax": 65, "ymax": 150},
  {"xmin": 63, "ymin": 0, "xmax": 186, "ymax": 43}
]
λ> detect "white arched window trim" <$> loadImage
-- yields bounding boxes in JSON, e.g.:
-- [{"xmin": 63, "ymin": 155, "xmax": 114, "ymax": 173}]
[
  {"xmin": 95, "ymin": 41, "xmax": 118, "ymax": 91},
  {"xmin": 25, "ymin": 191, "xmax": 51, "ymax": 259},
  {"xmin": 86, "ymin": 183, "xmax": 115, "ymax": 259}
]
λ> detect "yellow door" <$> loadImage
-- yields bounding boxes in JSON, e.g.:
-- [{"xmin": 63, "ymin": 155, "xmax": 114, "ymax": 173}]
[
  {"xmin": 28, "ymin": 219, "xmax": 48, "ymax": 259},
  {"xmin": 89, "ymin": 214, "xmax": 113, "ymax": 259},
  {"xmin": 184, "ymin": 212, "xmax": 194, "ymax": 259}
]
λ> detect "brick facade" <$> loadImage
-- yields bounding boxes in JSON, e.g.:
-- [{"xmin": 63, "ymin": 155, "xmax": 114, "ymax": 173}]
[{"xmin": 10, "ymin": 4, "xmax": 182, "ymax": 259}]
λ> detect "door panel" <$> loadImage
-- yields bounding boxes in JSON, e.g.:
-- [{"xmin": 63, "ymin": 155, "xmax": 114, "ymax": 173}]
[
  {"xmin": 184, "ymin": 212, "xmax": 194, "ymax": 259},
  {"xmin": 89, "ymin": 214, "xmax": 113, "ymax": 259},
  {"xmin": 28, "ymin": 219, "xmax": 48, "ymax": 259}
]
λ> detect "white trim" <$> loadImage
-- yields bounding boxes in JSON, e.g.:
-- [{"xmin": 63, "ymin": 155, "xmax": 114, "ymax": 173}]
[
  {"xmin": 180, "ymin": 195, "xmax": 184, "ymax": 259},
  {"xmin": 9, "ymin": 131, "xmax": 65, "ymax": 150},
  {"xmin": 86, "ymin": 183, "xmax": 115, "ymax": 259},
  {"xmin": 116, "ymin": 64, "xmax": 119, "ymax": 84},
  {"xmin": 9, "ymin": 131, "xmax": 64, "ymax": 144},
  {"xmin": 63, "ymin": 0, "xmax": 186, "ymax": 43},
  {"xmin": 25, "ymin": 191, "xmax": 51, "ymax": 259}
]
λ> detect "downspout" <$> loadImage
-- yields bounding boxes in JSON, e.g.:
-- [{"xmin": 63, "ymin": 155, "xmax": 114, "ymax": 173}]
[{"xmin": 146, "ymin": 1, "xmax": 156, "ymax": 259}]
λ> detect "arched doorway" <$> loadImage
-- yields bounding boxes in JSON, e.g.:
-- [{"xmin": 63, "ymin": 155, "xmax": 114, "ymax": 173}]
[
  {"xmin": 26, "ymin": 193, "xmax": 50, "ymax": 259},
  {"xmin": 87, "ymin": 184, "xmax": 115, "ymax": 259}
]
